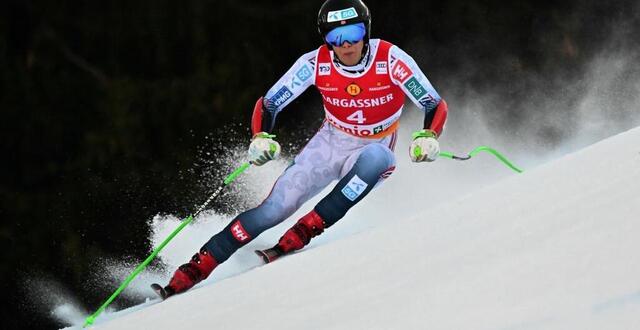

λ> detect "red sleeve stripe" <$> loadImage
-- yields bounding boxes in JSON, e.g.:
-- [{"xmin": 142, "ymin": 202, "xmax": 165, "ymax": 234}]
[
  {"xmin": 430, "ymin": 99, "xmax": 448, "ymax": 137},
  {"xmin": 251, "ymin": 97, "xmax": 265, "ymax": 136}
]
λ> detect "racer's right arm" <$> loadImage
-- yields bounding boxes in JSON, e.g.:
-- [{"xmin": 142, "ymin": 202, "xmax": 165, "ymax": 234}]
[{"xmin": 251, "ymin": 49, "xmax": 319, "ymax": 136}]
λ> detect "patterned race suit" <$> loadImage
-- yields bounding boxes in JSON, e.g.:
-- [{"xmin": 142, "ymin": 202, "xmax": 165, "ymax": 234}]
[{"xmin": 203, "ymin": 39, "xmax": 447, "ymax": 263}]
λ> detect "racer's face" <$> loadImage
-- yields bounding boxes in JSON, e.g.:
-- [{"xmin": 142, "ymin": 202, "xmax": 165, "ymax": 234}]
[{"xmin": 332, "ymin": 40, "xmax": 364, "ymax": 66}]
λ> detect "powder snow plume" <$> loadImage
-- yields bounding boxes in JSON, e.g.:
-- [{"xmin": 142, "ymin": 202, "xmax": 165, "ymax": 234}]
[{"xmin": 22, "ymin": 276, "xmax": 89, "ymax": 328}]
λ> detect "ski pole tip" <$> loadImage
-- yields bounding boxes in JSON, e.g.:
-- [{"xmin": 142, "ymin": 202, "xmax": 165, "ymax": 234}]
[
  {"xmin": 82, "ymin": 315, "xmax": 96, "ymax": 328},
  {"xmin": 83, "ymin": 315, "xmax": 95, "ymax": 328}
]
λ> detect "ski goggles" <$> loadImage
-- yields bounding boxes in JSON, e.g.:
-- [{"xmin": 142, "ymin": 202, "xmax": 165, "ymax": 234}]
[{"xmin": 324, "ymin": 22, "xmax": 366, "ymax": 47}]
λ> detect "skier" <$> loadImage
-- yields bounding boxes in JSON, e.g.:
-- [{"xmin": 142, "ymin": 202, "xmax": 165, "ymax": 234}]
[{"xmin": 154, "ymin": 0, "xmax": 448, "ymax": 299}]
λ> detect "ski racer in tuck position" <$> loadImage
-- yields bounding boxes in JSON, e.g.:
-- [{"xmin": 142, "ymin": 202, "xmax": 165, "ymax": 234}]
[{"xmin": 154, "ymin": 0, "xmax": 448, "ymax": 298}]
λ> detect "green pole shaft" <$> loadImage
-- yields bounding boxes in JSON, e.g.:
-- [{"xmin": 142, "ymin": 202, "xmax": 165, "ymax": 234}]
[
  {"xmin": 440, "ymin": 146, "xmax": 523, "ymax": 173},
  {"xmin": 83, "ymin": 162, "xmax": 251, "ymax": 327}
]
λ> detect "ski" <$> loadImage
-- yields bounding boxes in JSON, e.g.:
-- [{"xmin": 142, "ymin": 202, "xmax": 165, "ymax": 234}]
[
  {"xmin": 255, "ymin": 247, "xmax": 285, "ymax": 264},
  {"xmin": 151, "ymin": 283, "xmax": 171, "ymax": 300}
]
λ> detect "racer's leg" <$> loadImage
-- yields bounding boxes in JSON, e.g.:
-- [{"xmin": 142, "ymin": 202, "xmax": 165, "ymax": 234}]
[{"xmin": 275, "ymin": 141, "xmax": 396, "ymax": 256}]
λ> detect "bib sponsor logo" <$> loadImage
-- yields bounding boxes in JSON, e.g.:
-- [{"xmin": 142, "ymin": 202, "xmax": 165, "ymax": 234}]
[
  {"xmin": 318, "ymin": 85, "xmax": 339, "ymax": 92},
  {"xmin": 346, "ymin": 83, "xmax": 362, "ymax": 96},
  {"xmin": 327, "ymin": 7, "xmax": 358, "ymax": 23},
  {"xmin": 369, "ymin": 85, "xmax": 391, "ymax": 92},
  {"xmin": 404, "ymin": 77, "xmax": 427, "ymax": 99},
  {"xmin": 319, "ymin": 63, "xmax": 331, "ymax": 76},
  {"xmin": 230, "ymin": 220, "xmax": 250, "ymax": 242},
  {"xmin": 324, "ymin": 107, "xmax": 403, "ymax": 137},
  {"xmin": 323, "ymin": 94, "xmax": 394, "ymax": 108},
  {"xmin": 392, "ymin": 60, "xmax": 412, "ymax": 83},
  {"xmin": 272, "ymin": 86, "xmax": 293, "ymax": 107},
  {"xmin": 341, "ymin": 174, "xmax": 369, "ymax": 201},
  {"xmin": 376, "ymin": 61, "xmax": 388, "ymax": 74}
]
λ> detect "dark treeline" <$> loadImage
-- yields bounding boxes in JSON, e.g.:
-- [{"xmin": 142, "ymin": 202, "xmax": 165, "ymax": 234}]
[{"xmin": 1, "ymin": 1, "xmax": 636, "ymax": 328}]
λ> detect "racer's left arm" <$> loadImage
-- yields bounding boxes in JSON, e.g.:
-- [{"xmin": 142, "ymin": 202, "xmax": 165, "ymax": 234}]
[{"xmin": 389, "ymin": 45, "xmax": 448, "ymax": 162}]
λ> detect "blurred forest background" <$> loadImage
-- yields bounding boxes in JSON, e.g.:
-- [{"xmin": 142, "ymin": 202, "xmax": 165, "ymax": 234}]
[{"xmin": 1, "ymin": 0, "xmax": 639, "ymax": 328}]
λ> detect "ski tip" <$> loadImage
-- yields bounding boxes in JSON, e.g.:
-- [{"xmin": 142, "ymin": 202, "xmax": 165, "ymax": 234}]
[
  {"xmin": 151, "ymin": 283, "xmax": 169, "ymax": 300},
  {"xmin": 254, "ymin": 250, "xmax": 270, "ymax": 264},
  {"xmin": 255, "ymin": 248, "xmax": 284, "ymax": 264}
]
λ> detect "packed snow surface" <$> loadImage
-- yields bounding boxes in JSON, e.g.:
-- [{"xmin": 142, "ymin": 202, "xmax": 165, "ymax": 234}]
[{"xmin": 72, "ymin": 126, "xmax": 640, "ymax": 330}]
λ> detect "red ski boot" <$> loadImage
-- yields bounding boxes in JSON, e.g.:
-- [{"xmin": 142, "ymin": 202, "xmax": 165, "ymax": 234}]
[
  {"xmin": 156, "ymin": 248, "xmax": 218, "ymax": 299},
  {"xmin": 255, "ymin": 210, "xmax": 326, "ymax": 263}
]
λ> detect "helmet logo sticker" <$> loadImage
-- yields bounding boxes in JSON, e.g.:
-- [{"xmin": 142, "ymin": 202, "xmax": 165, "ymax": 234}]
[{"xmin": 327, "ymin": 7, "xmax": 358, "ymax": 23}]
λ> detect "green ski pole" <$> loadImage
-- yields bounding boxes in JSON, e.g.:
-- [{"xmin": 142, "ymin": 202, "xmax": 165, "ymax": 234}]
[
  {"xmin": 83, "ymin": 162, "xmax": 252, "ymax": 328},
  {"xmin": 440, "ymin": 146, "xmax": 523, "ymax": 173}
]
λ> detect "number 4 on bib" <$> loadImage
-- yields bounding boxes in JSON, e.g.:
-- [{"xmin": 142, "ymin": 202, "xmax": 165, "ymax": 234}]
[{"xmin": 346, "ymin": 110, "xmax": 367, "ymax": 124}]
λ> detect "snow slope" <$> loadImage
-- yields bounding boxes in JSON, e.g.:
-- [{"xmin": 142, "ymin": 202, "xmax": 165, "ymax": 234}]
[{"xmin": 86, "ymin": 126, "xmax": 640, "ymax": 330}]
